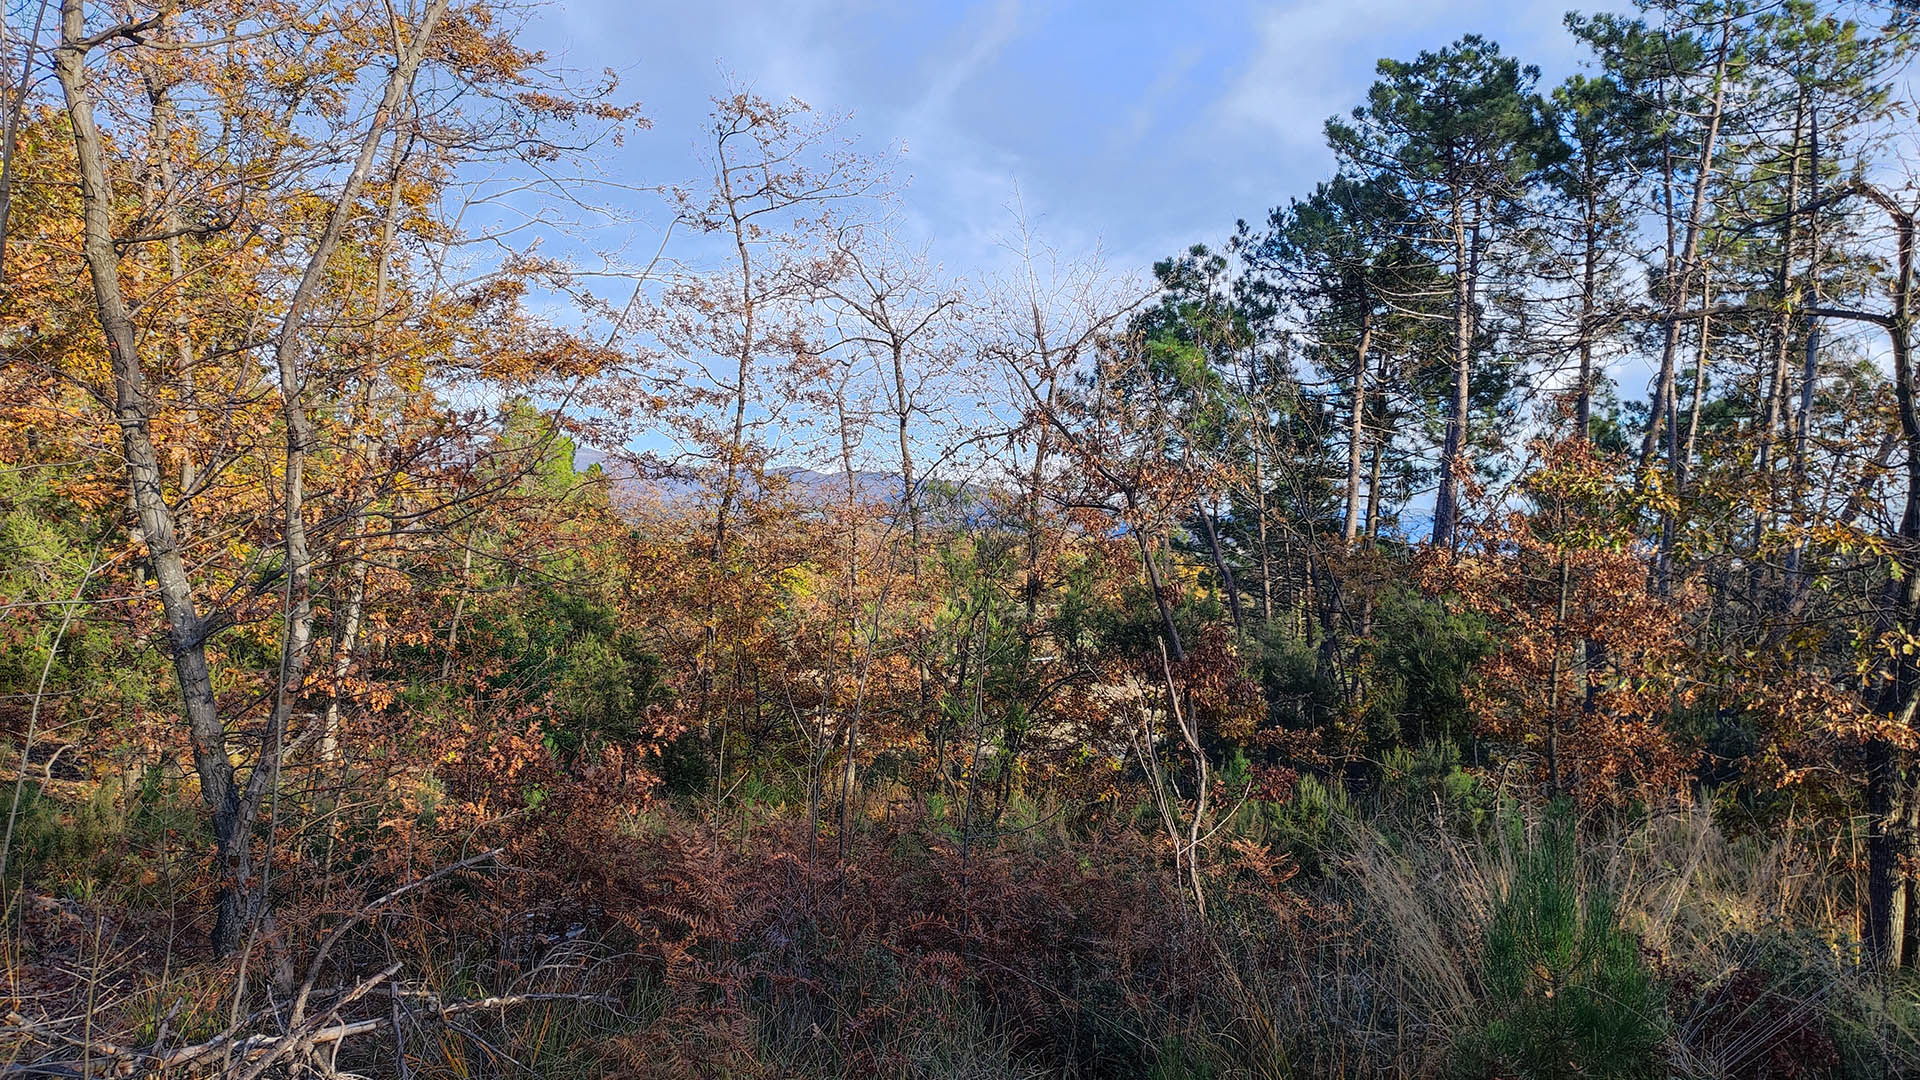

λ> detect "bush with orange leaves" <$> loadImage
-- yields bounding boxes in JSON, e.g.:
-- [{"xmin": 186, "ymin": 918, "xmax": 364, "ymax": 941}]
[{"xmin": 1433, "ymin": 438, "xmax": 1699, "ymax": 808}]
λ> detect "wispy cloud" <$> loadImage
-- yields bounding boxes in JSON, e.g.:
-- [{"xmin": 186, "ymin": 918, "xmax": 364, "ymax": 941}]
[
  {"xmin": 1218, "ymin": 0, "xmax": 1442, "ymax": 157},
  {"xmin": 521, "ymin": 0, "xmax": 1633, "ymax": 294},
  {"xmin": 1115, "ymin": 43, "xmax": 1205, "ymax": 150},
  {"xmin": 913, "ymin": 0, "xmax": 1022, "ymax": 123}
]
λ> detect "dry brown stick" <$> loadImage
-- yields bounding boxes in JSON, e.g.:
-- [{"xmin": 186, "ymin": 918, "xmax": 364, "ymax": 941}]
[
  {"xmin": 4, "ymin": 989, "xmax": 619, "ymax": 1077},
  {"xmin": 236, "ymin": 962, "xmax": 401, "ymax": 1080},
  {"xmin": 289, "ymin": 847, "xmax": 503, "ymax": 1029},
  {"xmin": 391, "ymin": 991, "xmax": 412, "ymax": 1080}
]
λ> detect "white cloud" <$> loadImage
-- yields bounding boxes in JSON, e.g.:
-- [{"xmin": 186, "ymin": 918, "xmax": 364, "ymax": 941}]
[
  {"xmin": 1218, "ymin": 0, "xmax": 1442, "ymax": 156},
  {"xmin": 1215, "ymin": 0, "xmax": 1633, "ymax": 165},
  {"xmin": 912, "ymin": 0, "xmax": 1023, "ymax": 123},
  {"xmin": 1115, "ymin": 43, "xmax": 1205, "ymax": 150}
]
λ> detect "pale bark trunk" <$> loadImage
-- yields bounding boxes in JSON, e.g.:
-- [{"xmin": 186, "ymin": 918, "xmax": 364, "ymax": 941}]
[
  {"xmin": 1023, "ymin": 299, "xmax": 1055, "ymax": 628},
  {"xmin": 1432, "ymin": 196, "xmax": 1472, "ymax": 551},
  {"xmin": 1640, "ymin": 23, "xmax": 1731, "ymax": 474},
  {"xmin": 1343, "ymin": 308, "xmax": 1373, "ymax": 546},
  {"xmin": 259, "ymin": 0, "xmax": 447, "ymax": 865},
  {"xmin": 712, "ymin": 140, "xmax": 757, "ymax": 559},
  {"xmin": 58, "ymin": 0, "xmax": 447, "ymax": 953},
  {"xmin": 323, "ymin": 133, "xmax": 415, "ymax": 762},
  {"xmin": 891, "ymin": 339, "xmax": 921, "ymax": 560},
  {"xmin": 835, "ymin": 375, "xmax": 861, "ymax": 847},
  {"xmin": 55, "ymin": 0, "xmax": 239, "ymax": 951},
  {"xmin": 0, "ymin": 0, "xmax": 48, "ymax": 281}
]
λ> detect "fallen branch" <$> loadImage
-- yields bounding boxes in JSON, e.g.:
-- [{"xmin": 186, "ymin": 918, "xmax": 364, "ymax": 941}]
[
  {"xmin": 290, "ymin": 847, "xmax": 504, "ymax": 1029},
  {"xmin": 1, "ymin": 988, "xmax": 620, "ymax": 1078}
]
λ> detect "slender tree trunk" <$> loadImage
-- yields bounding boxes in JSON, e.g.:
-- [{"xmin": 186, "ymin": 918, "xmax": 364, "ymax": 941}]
[
  {"xmin": 133, "ymin": 26, "xmax": 197, "ymax": 491},
  {"xmin": 59, "ymin": 0, "xmax": 440, "ymax": 952},
  {"xmin": 1023, "ymin": 298, "xmax": 1056, "ymax": 628},
  {"xmin": 1681, "ymin": 270, "xmax": 1713, "ymax": 488},
  {"xmin": 1868, "ymin": 202, "xmax": 1918, "ymax": 968},
  {"xmin": 1198, "ymin": 502, "xmax": 1243, "ymax": 635},
  {"xmin": 1760, "ymin": 102, "xmax": 1807, "ymax": 553},
  {"xmin": 1432, "ymin": 197, "xmax": 1472, "ymax": 551},
  {"xmin": 55, "ymin": 0, "xmax": 242, "ymax": 952},
  {"xmin": 834, "ymin": 375, "xmax": 862, "ymax": 849},
  {"xmin": 1792, "ymin": 99, "xmax": 1822, "ymax": 491},
  {"xmin": 0, "ymin": 0, "xmax": 48, "ymax": 282},
  {"xmin": 1787, "ymin": 102, "xmax": 1824, "ymax": 583},
  {"xmin": 712, "ymin": 149, "xmax": 758, "ymax": 559},
  {"xmin": 1343, "ymin": 306, "xmax": 1373, "ymax": 545},
  {"xmin": 1129, "ymin": 492, "xmax": 1184, "ymax": 663},
  {"xmin": 323, "ymin": 130, "xmax": 416, "ymax": 762},
  {"xmin": 1247, "ymin": 345, "xmax": 1274, "ymax": 621},
  {"xmin": 1546, "ymin": 553, "xmax": 1571, "ymax": 798},
  {"xmin": 1575, "ymin": 184, "xmax": 1598, "ymax": 440},
  {"xmin": 250, "ymin": 0, "xmax": 445, "ymax": 956},
  {"xmin": 891, "ymin": 338, "xmax": 921, "ymax": 562},
  {"xmin": 1365, "ymin": 433, "xmax": 1385, "ymax": 542},
  {"xmin": 1640, "ymin": 24, "xmax": 1732, "ymax": 476}
]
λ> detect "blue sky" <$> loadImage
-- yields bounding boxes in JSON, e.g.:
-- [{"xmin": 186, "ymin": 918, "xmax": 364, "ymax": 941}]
[{"xmin": 519, "ymin": 0, "xmax": 1637, "ymax": 281}]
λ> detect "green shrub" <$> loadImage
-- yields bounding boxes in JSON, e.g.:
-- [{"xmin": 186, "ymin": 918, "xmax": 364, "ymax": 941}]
[
  {"xmin": 1377, "ymin": 742, "xmax": 1494, "ymax": 834},
  {"xmin": 1230, "ymin": 770, "xmax": 1353, "ymax": 877},
  {"xmin": 1362, "ymin": 587, "xmax": 1489, "ymax": 753},
  {"xmin": 1253, "ymin": 629, "xmax": 1334, "ymax": 729},
  {"xmin": 1454, "ymin": 804, "xmax": 1665, "ymax": 1080}
]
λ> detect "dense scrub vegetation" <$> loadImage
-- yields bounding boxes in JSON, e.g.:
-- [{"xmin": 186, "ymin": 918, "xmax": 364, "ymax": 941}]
[{"xmin": 6, "ymin": 0, "xmax": 1920, "ymax": 1075}]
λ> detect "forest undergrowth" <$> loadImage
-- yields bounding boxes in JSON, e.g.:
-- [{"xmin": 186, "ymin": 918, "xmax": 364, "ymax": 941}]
[{"xmin": 9, "ymin": 747, "xmax": 1919, "ymax": 1078}]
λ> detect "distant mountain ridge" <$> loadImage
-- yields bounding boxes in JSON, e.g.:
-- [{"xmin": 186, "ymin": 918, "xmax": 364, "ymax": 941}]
[{"xmin": 575, "ymin": 449, "xmax": 911, "ymax": 506}]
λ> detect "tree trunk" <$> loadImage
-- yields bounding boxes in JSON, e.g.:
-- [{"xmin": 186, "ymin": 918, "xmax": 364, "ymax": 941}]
[
  {"xmin": 1787, "ymin": 101, "xmax": 1823, "ymax": 583},
  {"xmin": 1365, "ymin": 431, "xmax": 1386, "ymax": 542},
  {"xmin": 1640, "ymin": 23, "xmax": 1732, "ymax": 477},
  {"xmin": 323, "ymin": 131, "xmax": 416, "ymax": 762},
  {"xmin": 1198, "ymin": 502, "xmax": 1243, "ymax": 636},
  {"xmin": 1248, "ymin": 345, "xmax": 1274, "ymax": 621},
  {"xmin": 1023, "ymin": 297, "xmax": 1056, "ymax": 628},
  {"xmin": 1760, "ymin": 101, "xmax": 1807, "ymax": 559},
  {"xmin": 1869, "ymin": 203, "xmax": 1918, "ymax": 968},
  {"xmin": 58, "ymin": 0, "xmax": 447, "ymax": 954},
  {"xmin": 55, "ymin": 0, "xmax": 240, "ymax": 952},
  {"xmin": 712, "ymin": 144, "xmax": 758, "ymax": 559},
  {"xmin": 892, "ymin": 338, "xmax": 921, "ymax": 561},
  {"xmin": 1130, "ymin": 493, "xmax": 1185, "ymax": 664},
  {"xmin": 1681, "ymin": 270, "xmax": 1713, "ymax": 489},
  {"xmin": 1574, "ymin": 181, "xmax": 1598, "ymax": 440},
  {"xmin": 1343, "ymin": 306, "xmax": 1373, "ymax": 545},
  {"xmin": 0, "ymin": 0, "xmax": 48, "ymax": 282},
  {"xmin": 1432, "ymin": 197, "xmax": 1472, "ymax": 551}
]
